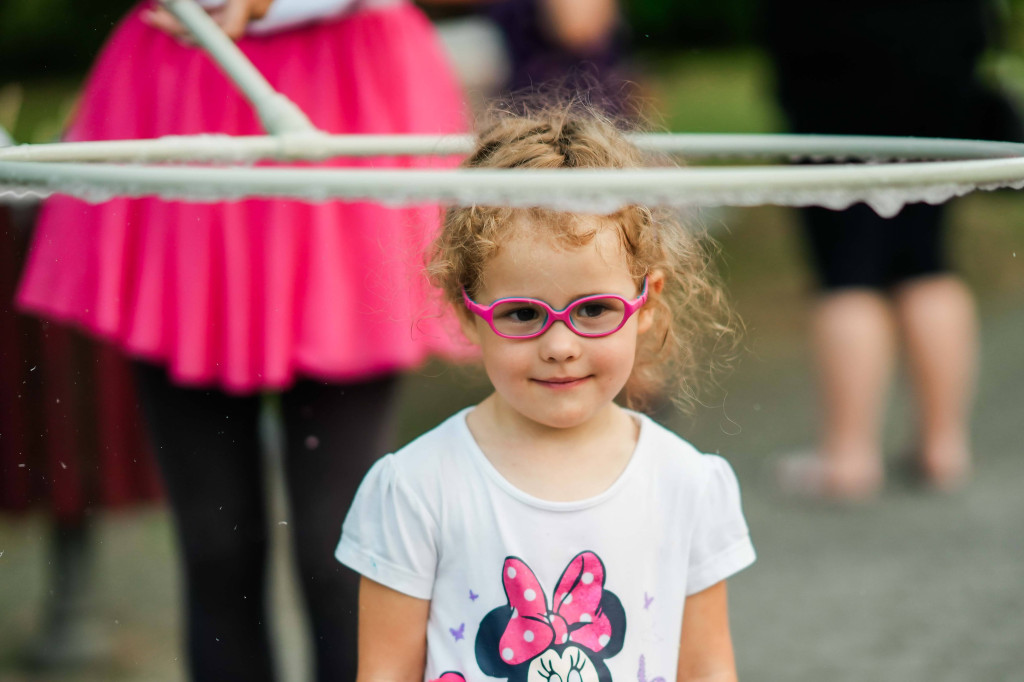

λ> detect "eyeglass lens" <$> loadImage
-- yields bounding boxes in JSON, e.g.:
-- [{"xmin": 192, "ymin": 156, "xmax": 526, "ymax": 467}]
[{"xmin": 489, "ymin": 297, "xmax": 628, "ymax": 337}]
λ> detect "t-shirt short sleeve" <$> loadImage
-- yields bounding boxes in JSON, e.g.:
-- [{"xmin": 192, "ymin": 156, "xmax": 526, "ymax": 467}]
[
  {"xmin": 685, "ymin": 455, "xmax": 756, "ymax": 596},
  {"xmin": 335, "ymin": 455, "xmax": 438, "ymax": 600}
]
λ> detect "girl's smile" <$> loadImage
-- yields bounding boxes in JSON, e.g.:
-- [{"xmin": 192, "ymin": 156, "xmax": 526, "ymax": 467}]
[{"xmin": 533, "ymin": 376, "xmax": 590, "ymax": 387}]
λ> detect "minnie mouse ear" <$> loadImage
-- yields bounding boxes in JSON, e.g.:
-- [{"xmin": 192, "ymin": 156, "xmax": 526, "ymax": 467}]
[
  {"xmin": 475, "ymin": 605, "xmax": 517, "ymax": 677},
  {"xmin": 593, "ymin": 589, "xmax": 627, "ymax": 657}
]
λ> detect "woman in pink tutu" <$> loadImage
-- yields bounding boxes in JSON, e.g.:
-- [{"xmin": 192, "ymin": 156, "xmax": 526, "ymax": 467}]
[{"xmin": 16, "ymin": 0, "xmax": 468, "ymax": 679}]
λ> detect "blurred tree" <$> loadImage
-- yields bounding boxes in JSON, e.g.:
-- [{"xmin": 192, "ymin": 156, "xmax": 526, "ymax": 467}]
[
  {"xmin": 622, "ymin": 0, "xmax": 758, "ymax": 48},
  {"xmin": 0, "ymin": 0, "xmax": 135, "ymax": 81},
  {"xmin": 2, "ymin": 0, "xmax": 767, "ymax": 81},
  {"xmin": 7, "ymin": 0, "xmax": 1020, "ymax": 81}
]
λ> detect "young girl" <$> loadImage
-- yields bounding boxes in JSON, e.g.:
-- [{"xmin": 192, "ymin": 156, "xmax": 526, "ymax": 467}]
[{"xmin": 336, "ymin": 104, "xmax": 755, "ymax": 682}]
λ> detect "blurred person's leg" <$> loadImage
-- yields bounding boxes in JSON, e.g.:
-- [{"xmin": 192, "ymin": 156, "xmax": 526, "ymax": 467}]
[
  {"xmin": 778, "ymin": 204, "xmax": 897, "ymax": 499},
  {"xmin": 894, "ymin": 275, "xmax": 976, "ymax": 489},
  {"xmin": 805, "ymin": 289, "xmax": 894, "ymax": 497},
  {"xmin": 134, "ymin": 362, "xmax": 274, "ymax": 682},
  {"xmin": 280, "ymin": 375, "xmax": 401, "ymax": 682},
  {"xmin": 27, "ymin": 518, "xmax": 109, "ymax": 668},
  {"xmin": 889, "ymin": 202, "xmax": 975, "ymax": 489},
  {"xmin": 781, "ymin": 202, "xmax": 972, "ymax": 498},
  {"xmin": 766, "ymin": 1, "xmax": 1006, "ymax": 501}
]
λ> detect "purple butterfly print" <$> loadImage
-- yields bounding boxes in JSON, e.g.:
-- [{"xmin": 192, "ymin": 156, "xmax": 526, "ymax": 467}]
[
  {"xmin": 449, "ymin": 623, "xmax": 465, "ymax": 642},
  {"xmin": 643, "ymin": 592, "xmax": 654, "ymax": 610},
  {"xmin": 638, "ymin": 654, "xmax": 666, "ymax": 682},
  {"xmin": 469, "ymin": 589, "xmax": 479, "ymax": 601}
]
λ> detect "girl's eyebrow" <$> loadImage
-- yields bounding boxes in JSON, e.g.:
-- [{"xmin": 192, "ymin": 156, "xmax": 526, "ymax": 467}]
[{"xmin": 492, "ymin": 291, "xmax": 631, "ymax": 309}]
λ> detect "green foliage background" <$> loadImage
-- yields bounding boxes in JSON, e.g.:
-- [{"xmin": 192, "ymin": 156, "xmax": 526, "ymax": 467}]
[
  {"xmin": 624, "ymin": 0, "xmax": 759, "ymax": 47},
  {"xmin": 8, "ymin": 0, "xmax": 1024, "ymax": 80},
  {"xmin": 0, "ymin": 0, "xmax": 135, "ymax": 80},
  {"xmin": 1, "ymin": 0, "xmax": 765, "ymax": 81}
]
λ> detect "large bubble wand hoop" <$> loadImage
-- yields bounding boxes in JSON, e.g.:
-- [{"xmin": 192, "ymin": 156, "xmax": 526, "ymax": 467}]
[{"xmin": 3, "ymin": 0, "xmax": 1024, "ymax": 217}]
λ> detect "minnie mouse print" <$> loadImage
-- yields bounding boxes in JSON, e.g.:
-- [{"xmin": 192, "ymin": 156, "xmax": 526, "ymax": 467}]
[{"xmin": 432, "ymin": 550, "xmax": 626, "ymax": 682}]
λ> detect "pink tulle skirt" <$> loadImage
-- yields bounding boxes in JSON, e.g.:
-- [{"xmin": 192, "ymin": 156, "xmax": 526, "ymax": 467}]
[{"xmin": 17, "ymin": 1, "xmax": 471, "ymax": 394}]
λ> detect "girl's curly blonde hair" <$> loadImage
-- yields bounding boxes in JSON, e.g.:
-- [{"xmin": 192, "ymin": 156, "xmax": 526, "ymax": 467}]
[{"xmin": 427, "ymin": 100, "xmax": 739, "ymax": 413}]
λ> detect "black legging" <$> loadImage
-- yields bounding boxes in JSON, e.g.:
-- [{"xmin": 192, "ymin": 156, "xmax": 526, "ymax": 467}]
[{"xmin": 134, "ymin": 362, "xmax": 400, "ymax": 682}]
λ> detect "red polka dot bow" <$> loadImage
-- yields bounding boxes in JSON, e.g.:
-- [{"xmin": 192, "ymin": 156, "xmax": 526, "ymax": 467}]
[{"xmin": 498, "ymin": 551, "xmax": 614, "ymax": 665}]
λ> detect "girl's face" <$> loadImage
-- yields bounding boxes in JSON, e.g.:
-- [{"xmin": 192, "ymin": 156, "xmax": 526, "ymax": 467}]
[{"xmin": 460, "ymin": 218, "xmax": 656, "ymax": 434}]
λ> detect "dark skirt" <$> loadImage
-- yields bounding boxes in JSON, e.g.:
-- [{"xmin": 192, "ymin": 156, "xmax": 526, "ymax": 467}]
[{"xmin": 1, "ymin": 204, "xmax": 162, "ymax": 520}]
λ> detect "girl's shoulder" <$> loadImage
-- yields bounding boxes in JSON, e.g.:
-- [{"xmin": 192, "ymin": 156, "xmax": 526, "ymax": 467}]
[
  {"xmin": 372, "ymin": 407, "xmax": 475, "ymax": 490},
  {"xmin": 634, "ymin": 412, "xmax": 710, "ymax": 467},
  {"xmin": 392, "ymin": 406, "xmax": 472, "ymax": 458},
  {"xmin": 349, "ymin": 409, "xmax": 475, "ymax": 536},
  {"xmin": 633, "ymin": 412, "xmax": 741, "ymax": 493}
]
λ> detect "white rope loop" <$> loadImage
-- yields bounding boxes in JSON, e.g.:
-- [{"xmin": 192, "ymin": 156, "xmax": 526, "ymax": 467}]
[
  {"xmin": 4, "ymin": 0, "xmax": 1024, "ymax": 215},
  {"xmin": 3, "ymin": 133, "xmax": 1024, "ymax": 164},
  {"xmin": 2, "ymin": 134, "xmax": 1024, "ymax": 217}
]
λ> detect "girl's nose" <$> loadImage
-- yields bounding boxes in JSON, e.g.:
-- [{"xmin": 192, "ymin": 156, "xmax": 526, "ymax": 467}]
[{"xmin": 539, "ymin": 320, "xmax": 581, "ymax": 362}]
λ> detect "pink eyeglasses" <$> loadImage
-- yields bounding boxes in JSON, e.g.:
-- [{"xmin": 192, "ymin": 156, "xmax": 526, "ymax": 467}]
[{"xmin": 462, "ymin": 277, "xmax": 649, "ymax": 339}]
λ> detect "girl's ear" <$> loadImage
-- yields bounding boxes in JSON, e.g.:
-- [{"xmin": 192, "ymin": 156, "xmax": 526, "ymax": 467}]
[
  {"xmin": 458, "ymin": 309, "xmax": 483, "ymax": 346},
  {"xmin": 637, "ymin": 271, "xmax": 665, "ymax": 335}
]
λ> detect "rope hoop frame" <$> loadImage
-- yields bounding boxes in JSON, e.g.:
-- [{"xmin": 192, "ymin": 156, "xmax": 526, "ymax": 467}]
[{"xmin": 2, "ymin": 0, "xmax": 1023, "ymax": 217}]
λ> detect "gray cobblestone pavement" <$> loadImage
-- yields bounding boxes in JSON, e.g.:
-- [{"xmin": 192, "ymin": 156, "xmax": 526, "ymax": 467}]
[{"xmin": 1, "ymin": 203, "xmax": 1021, "ymax": 681}]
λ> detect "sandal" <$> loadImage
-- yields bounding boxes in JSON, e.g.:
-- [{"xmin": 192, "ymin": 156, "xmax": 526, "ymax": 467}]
[{"xmin": 776, "ymin": 451, "xmax": 884, "ymax": 502}]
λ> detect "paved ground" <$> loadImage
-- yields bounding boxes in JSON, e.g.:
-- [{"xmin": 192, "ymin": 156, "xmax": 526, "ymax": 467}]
[
  {"xmin": 1, "ymin": 201, "xmax": 1022, "ymax": 681},
  {"xmin": 700, "ymin": 302, "xmax": 1024, "ymax": 682}
]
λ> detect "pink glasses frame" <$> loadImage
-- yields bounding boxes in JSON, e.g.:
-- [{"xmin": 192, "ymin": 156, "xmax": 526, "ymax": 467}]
[{"xmin": 461, "ymin": 277, "xmax": 649, "ymax": 339}]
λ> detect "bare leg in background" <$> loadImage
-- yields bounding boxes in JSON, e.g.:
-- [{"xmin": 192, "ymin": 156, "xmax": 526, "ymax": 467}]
[
  {"xmin": 806, "ymin": 289, "xmax": 894, "ymax": 499},
  {"xmin": 895, "ymin": 275, "xmax": 977, "ymax": 489}
]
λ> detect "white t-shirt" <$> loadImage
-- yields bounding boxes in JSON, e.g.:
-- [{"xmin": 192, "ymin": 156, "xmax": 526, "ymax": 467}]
[{"xmin": 337, "ymin": 408, "xmax": 755, "ymax": 682}]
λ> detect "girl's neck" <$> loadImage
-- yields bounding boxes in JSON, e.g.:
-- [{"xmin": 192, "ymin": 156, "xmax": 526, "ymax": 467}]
[{"xmin": 466, "ymin": 396, "xmax": 640, "ymax": 502}]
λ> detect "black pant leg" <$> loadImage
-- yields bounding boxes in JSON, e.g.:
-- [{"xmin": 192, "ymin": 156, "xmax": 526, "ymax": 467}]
[
  {"xmin": 134, "ymin": 362, "xmax": 274, "ymax": 682},
  {"xmin": 279, "ymin": 374, "xmax": 401, "ymax": 682}
]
